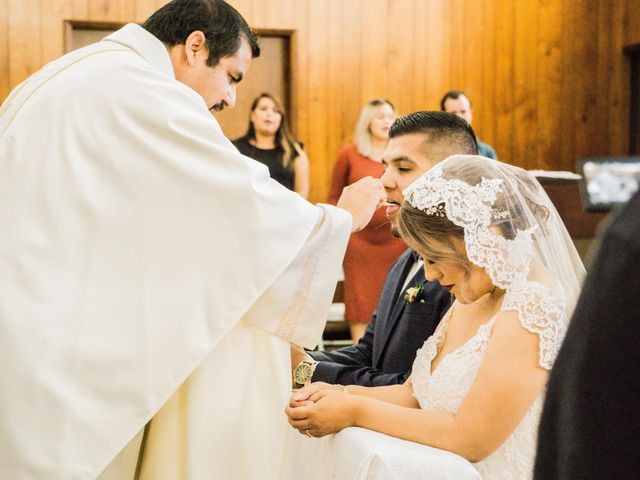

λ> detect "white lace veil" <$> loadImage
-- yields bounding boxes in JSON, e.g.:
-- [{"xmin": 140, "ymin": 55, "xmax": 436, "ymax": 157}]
[{"xmin": 401, "ymin": 155, "xmax": 586, "ymax": 369}]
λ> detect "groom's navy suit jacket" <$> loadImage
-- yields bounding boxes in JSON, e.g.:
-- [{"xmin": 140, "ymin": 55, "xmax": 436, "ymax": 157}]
[{"xmin": 310, "ymin": 249, "xmax": 452, "ymax": 386}]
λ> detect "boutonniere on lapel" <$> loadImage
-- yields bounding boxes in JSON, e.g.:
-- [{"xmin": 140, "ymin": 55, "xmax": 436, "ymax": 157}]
[{"xmin": 404, "ymin": 282, "xmax": 425, "ymax": 304}]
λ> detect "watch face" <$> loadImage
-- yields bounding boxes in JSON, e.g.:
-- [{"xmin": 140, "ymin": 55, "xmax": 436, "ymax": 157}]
[{"xmin": 294, "ymin": 363, "xmax": 312, "ymax": 385}]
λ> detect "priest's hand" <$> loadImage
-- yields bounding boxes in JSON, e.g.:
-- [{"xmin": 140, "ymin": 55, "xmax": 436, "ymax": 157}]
[{"xmin": 336, "ymin": 177, "xmax": 386, "ymax": 232}]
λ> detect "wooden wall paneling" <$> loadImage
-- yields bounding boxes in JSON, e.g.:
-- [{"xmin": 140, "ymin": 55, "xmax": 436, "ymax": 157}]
[
  {"xmin": 625, "ymin": 0, "xmax": 640, "ymax": 45},
  {"xmin": 325, "ymin": 0, "xmax": 343, "ymax": 191},
  {"xmin": 558, "ymin": 0, "xmax": 576, "ymax": 169},
  {"xmin": 628, "ymin": 43, "xmax": 640, "ymax": 155},
  {"xmin": 87, "ymin": 0, "xmax": 113, "ymax": 20},
  {"xmin": 412, "ymin": 0, "xmax": 429, "ymax": 110},
  {"xmin": 337, "ymin": 0, "xmax": 362, "ymax": 151},
  {"xmin": 287, "ymin": 27, "xmax": 301, "ymax": 147},
  {"xmin": 306, "ymin": 0, "xmax": 330, "ymax": 202},
  {"xmin": 448, "ymin": 0, "xmax": 466, "ymax": 90},
  {"xmin": 573, "ymin": 0, "xmax": 600, "ymax": 164},
  {"xmin": 41, "ymin": 0, "xmax": 73, "ymax": 65},
  {"xmin": 84, "ymin": 0, "xmax": 135, "ymax": 22},
  {"xmin": 463, "ymin": 0, "xmax": 485, "ymax": 142},
  {"xmin": 8, "ymin": 0, "xmax": 42, "ymax": 88},
  {"xmin": 563, "ymin": 0, "xmax": 579, "ymax": 169},
  {"xmin": 493, "ymin": 0, "xmax": 515, "ymax": 165},
  {"xmin": 387, "ymin": 0, "xmax": 415, "ymax": 115},
  {"xmin": 265, "ymin": 0, "xmax": 295, "ymax": 28},
  {"xmin": 72, "ymin": 0, "xmax": 89, "ymax": 19},
  {"xmin": 290, "ymin": 0, "xmax": 308, "ymax": 162},
  {"xmin": 227, "ymin": 0, "xmax": 252, "ymax": 20},
  {"xmin": 0, "ymin": 0, "xmax": 9, "ymax": 102},
  {"xmin": 359, "ymin": 0, "xmax": 388, "ymax": 103},
  {"xmin": 117, "ymin": 0, "xmax": 136, "ymax": 23},
  {"xmin": 596, "ymin": 0, "xmax": 613, "ymax": 156},
  {"xmin": 438, "ymin": 0, "xmax": 451, "ymax": 96},
  {"xmin": 479, "ymin": 0, "xmax": 497, "ymax": 150},
  {"xmin": 422, "ymin": 0, "xmax": 446, "ymax": 110},
  {"xmin": 134, "ymin": 0, "xmax": 164, "ymax": 23},
  {"xmin": 2, "ymin": 0, "xmax": 638, "ymax": 178},
  {"xmin": 250, "ymin": 0, "xmax": 267, "ymax": 26},
  {"xmin": 272, "ymin": 0, "xmax": 299, "ymax": 157},
  {"xmin": 536, "ymin": 0, "xmax": 563, "ymax": 171},
  {"xmin": 512, "ymin": 0, "xmax": 538, "ymax": 168},
  {"xmin": 609, "ymin": 0, "xmax": 629, "ymax": 155}
]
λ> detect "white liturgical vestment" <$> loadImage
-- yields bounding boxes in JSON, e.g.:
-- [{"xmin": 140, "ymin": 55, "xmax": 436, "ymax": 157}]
[{"xmin": 0, "ymin": 24, "xmax": 351, "ymax": 479}]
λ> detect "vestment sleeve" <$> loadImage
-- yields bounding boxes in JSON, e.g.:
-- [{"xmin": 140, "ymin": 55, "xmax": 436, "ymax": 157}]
[{"xmin": 242, "ymin": 204, "xmax": 352, "ymax": 348}]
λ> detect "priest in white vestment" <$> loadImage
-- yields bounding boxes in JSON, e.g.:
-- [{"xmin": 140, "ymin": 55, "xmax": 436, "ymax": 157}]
[{"xmin": 0, "ymin": 1, "xmax": 385, "ymax": 479}]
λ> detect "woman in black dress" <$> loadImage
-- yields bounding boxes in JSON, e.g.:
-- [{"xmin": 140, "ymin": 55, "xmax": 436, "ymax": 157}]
[{"xmin": 233, "ymin": 93, "xmax": 310, "ymax": 198}]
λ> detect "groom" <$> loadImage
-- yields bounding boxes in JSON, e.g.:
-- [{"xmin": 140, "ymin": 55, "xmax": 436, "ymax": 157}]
[{"xmin": 292, "ymin": 111, "xmax": 479, "ymax": 387}]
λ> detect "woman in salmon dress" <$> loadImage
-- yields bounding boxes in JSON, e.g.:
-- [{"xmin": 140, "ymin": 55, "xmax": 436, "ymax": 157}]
[{"xmin": 329, "ymin": 99, "xmax": 407, "ymax": 342}]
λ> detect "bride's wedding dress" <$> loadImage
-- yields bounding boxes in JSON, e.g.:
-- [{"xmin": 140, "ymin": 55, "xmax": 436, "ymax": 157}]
[
  {"xmin": 287, "ymin": 310, "xmax": 543, "ymax": 480},
  {"xmin": 412, "ymin": 312, "xmax": 544, "ymax": 479}
]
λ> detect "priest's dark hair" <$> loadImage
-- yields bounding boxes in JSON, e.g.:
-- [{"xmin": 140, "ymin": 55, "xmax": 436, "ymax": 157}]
[
  {"xmin": 389, "ymin": 111, "xmax": 479, "ymax": 156},
  {"xmin": 143, "ymin": 0, "xmax": 260, "ymax": 66}
]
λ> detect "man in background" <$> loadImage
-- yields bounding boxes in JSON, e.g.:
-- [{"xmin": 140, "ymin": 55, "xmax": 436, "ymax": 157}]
[
  {"xmin": 440, "ymin": 89, "xmax": 498, "ymax": 159},
  {"xmin": 0, "ymin": 1, "xmax": 383, "ymax": 478},
  {"xmin": 292, "ymin": 111, "xmax": 478, "ymax": 387}
]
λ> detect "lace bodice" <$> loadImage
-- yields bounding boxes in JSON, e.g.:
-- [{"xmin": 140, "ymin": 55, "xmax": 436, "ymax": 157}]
[{"xmin": 411, "ymin": 313, "xmax": 544, "ymax": 479}]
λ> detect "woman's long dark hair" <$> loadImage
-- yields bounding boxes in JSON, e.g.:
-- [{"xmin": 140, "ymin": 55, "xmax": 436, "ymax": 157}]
[{"xmin": 243, "ymin": 93, "xmax": 304, "ymax": 170}]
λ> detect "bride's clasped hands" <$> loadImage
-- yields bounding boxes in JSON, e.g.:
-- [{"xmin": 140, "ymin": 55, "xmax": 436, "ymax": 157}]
[{"xmin": 286, "ymin": 382, "xmax": 357, "ymax": 437}]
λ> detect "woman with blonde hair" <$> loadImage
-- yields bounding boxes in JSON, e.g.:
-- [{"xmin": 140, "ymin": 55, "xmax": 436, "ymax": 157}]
[
  {"xmin": 234, "ymin": 93, "xmax": 309, "ymax": 198},
  {"xmin": 329, "ymin": 99, "xmax": 406, "ymax": 342}
]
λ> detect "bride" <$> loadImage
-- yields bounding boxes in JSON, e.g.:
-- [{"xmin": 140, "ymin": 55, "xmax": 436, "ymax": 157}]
[{"xmin": 286, "ymin": 155, "xmax": 585, "ymax": 478}]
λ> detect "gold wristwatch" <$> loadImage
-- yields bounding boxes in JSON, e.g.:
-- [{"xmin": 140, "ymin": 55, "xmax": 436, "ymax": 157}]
[{"xmin": 293, "ymin": 360, "xmax": 318, "ymax": 388}]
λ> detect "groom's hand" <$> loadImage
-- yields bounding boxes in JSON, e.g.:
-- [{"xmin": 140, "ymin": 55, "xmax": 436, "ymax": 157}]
[
  {"xmin": 286, "ymin": 387, "xmax": 356, "ymax": 437},
  {"xmin": 336, "ymin": 177, "xmax": 386, "ymax": 233}
]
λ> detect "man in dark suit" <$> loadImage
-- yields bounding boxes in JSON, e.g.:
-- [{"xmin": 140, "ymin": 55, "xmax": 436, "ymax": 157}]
[
  {"xmin": 291, "ymin": 111, "xmax": 479, "ymax": 386},
  {"xmin": 534, "ymin": 191, "xmax": 640, "ymax": 479}
]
